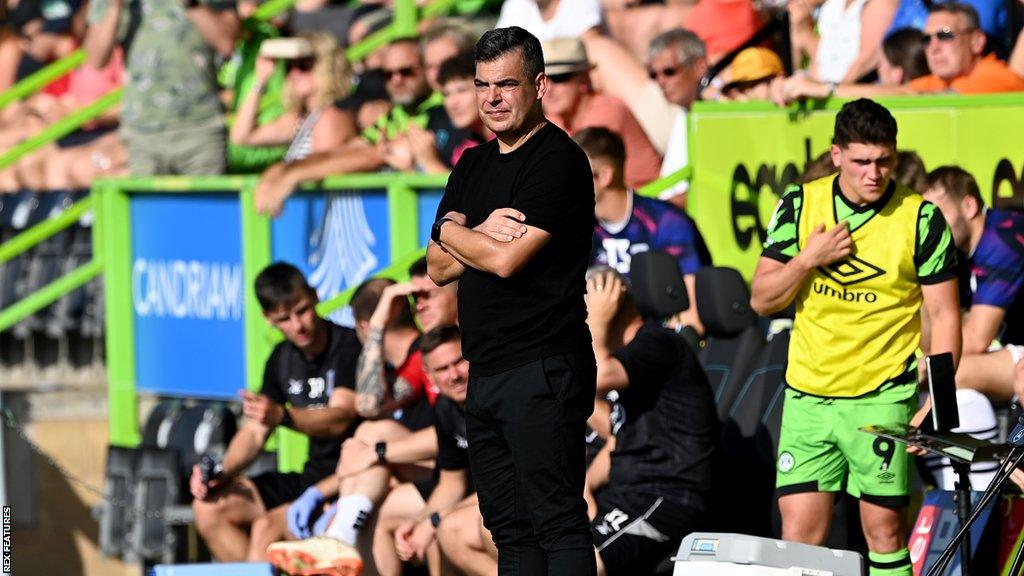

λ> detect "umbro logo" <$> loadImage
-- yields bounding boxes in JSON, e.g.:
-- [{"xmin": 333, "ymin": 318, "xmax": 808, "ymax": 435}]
[{"xmin": 819, "ymin": 256, "xmax": 886, "ymax": 286}]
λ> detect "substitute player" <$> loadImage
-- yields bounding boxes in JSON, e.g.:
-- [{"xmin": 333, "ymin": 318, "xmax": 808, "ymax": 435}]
[{"xmin": 750, "ymin": 99, "xmax": 961, "ymax": 576}]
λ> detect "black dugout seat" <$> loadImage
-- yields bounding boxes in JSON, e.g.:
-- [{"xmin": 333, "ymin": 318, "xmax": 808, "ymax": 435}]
[
  {"xmin": 715, "ymin": 321, "xmax": 791, "ymax": 537},
  {"xmin": 695, "ymin": 267, "xmax": 766, "ymax": 422}
]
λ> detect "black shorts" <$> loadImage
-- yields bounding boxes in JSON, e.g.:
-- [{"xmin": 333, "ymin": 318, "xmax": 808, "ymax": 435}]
[
  {"xmin": 592, "ymin": 488, "xmax": 706, "ymax": 575},
  {"xmin": 413, "ymin": 476, "xmax": 439, "ymax": 502},
  {"xmin": 251, "ymin": 468, "xmax": 331, "ymax": 511}
]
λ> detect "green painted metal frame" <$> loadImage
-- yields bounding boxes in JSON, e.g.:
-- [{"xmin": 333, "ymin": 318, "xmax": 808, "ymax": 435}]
[
  {"xmin": 0, "ymin": 89, "xmax": 123, "ymax": 171},
  {"xmin": 0, "ymin": 196, "xmax": 94, "ymax": 265},
  {"xmin": 0, "ymin": 195, "xmax": 102, "ymax": 333},
  {"xmin": 0, "ymin": 50, "xmax": 87, "ymax": 112},
  {"xmin": 0, "ymin": 0, "xmax": 457, "ymax": 171},
  {"xmin": 91, "ymin": 173, "xmax": 446, "ymax": 459}
]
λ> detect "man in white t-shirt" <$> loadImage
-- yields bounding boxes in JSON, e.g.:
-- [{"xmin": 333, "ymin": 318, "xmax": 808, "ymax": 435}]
[
  {"xmin": 646, "ymin": 29, "xmax": 707, "ymax": 209},
  {"xmin": 495, "ymin": 0, "xmax": 602, "ymax": 41}
]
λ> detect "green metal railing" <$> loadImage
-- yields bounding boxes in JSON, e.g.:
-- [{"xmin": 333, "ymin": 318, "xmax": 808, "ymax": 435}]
[
  {"xmin": 91, "ymin": 173, "xmax": 446, "ymax": 467},
  {"xmin": 0, "ymin": 195, "xmax": 102, "ymax": 332},
  {"xmin": 0, "ymin": 50, "xmax": 88, "ymax": 113},
  {"xmin": 0, "ymin": 0, "xmax": 458, "ymax": 172}
]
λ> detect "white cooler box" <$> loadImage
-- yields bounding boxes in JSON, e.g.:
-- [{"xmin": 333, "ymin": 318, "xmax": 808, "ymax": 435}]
[{"xmin": 673, "ymin": 533, "xmax": 864, "ymax": 576}]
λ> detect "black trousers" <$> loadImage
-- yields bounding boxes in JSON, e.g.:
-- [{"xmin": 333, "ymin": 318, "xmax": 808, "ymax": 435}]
[{"xmin": 466, "ymin": 352, "xmax": 597, "ymax": 576}]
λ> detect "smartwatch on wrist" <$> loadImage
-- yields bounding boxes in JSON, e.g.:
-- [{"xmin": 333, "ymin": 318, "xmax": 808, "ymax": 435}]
[
  {"xmin": 430, "ymin": 511, "xmax": 442, "ymax": 528},
  {"xmin": 279, "ymin": 406, "xmax": 293, "ymax": 428},
  {"xmin": 375, "ymin": 441, "xmax": 388, "ymax": 464},
  {"xmin": 431, "ymin": 217, "xmax": 452, "ymax": 245}
]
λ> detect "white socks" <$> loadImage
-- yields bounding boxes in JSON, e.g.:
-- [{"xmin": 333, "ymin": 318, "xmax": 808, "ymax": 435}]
[{"xmin": 326, "ymin": 494, "xmax": 374, "ymax": 546}]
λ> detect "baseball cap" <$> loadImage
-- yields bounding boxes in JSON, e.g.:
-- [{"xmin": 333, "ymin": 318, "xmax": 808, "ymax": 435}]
[
  {"xmin": 542, "ymin": 38, "xmax": 595, "ymax": 76},
  {"xmin": 259, "ymin": 37, "xmax": 315, "ymax": 60},
  {"xmin": 721, "ymin": 47, "xmax": 784, "ymax": 92}
]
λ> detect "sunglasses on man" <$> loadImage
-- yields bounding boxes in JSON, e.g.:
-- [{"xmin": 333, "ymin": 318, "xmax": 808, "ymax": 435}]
[
  {"xmin": 546, "ymin": 71, "xmax": 582, "ymax": 84},
  {"xmin": 383, "ymin": 67, "xmax": 419, "ymax": 81},
  {"xmin": 648, "ymin": 66, "xmax": 683, "ymax": 81},
  {"xmin": 286, "ymin": 57, "xmax": 316, "ymax": 72},
  {"xmin": 922, "ymin": 26, "xmax": 975, "ymax": 44}
]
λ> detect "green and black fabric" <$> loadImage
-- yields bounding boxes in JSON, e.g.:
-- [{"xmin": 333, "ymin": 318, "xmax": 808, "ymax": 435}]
[
  {"xmin": 223, "ymin": 19, "xmax": 288, "ymax": 173},
  {"xmin": 761, "ymin": 175, "xmax": 957, "ymax": 395},
  {"xmin": 362, "ymin": 92, "xmax": 444, "ymax": 144}
]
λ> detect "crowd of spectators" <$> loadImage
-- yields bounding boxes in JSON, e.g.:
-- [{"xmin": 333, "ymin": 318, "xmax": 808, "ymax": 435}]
[
  {"xmin": 2, "ymin": 0, "xmax": 1023, "ymax": 199},
  {"xmin": 2, "ymin": 0, "xmax": 1024, "ymax": 574}
]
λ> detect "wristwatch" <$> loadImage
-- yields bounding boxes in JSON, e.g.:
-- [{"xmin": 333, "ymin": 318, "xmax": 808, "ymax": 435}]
[
  {"xmin": 431, "ymin": 217, "xmax": 453, "ymax": 245},
  {"xmin": 429, "ymin": 511, "xmax": 442, "ymax": 528},
  {"xmin": 375, "ymin": 441, "xmax": 388, "ymax": 464}
]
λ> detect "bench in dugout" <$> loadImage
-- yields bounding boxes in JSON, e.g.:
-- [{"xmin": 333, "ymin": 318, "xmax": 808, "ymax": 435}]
[{"xmin": 694, "ymin": 266, "xmax": 866, "ymax": 554}]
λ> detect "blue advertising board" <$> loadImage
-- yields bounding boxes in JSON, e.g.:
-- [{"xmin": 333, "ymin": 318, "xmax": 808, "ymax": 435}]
[
  {"xmin": 131, "ymin": 194, "xmax": 246, "ymax": 399},
  {"xmin": 271, "ymin": 190, "xmax": 391, "ymax": 326},
  {"xmin": 128, "ymin": 186, "xmax": 441, "ymax": 399}
]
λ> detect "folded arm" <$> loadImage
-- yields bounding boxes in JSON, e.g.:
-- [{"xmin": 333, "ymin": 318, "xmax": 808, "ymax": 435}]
[
  {"xmin": 437, "ymin": 216, "xmax": 550, "ymax": 279},
  {"xmin": 287, "ymin": 388, "xmax": 359, "ymax": 438}
]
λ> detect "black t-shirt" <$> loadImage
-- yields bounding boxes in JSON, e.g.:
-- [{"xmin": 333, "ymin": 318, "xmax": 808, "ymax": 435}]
[
  {"xmin": 261, "ymin": 321, "xmax": 362, "ymax": 477},
  {"xmin": 608, "ymin": 321, "xmax": 717, "ymax": 495},
  {"xmin": 433, "ymin": 396, "xmax": 469, "ymax": 471},
  {"xmin": 436, "ymin": 122, "xmax": 595, "ymax": 376},
  {"xmin": 387, "ymin": 338, "xmax": 437, "ymax": 432},
  {"xmin": 425, "ymin": 106, "xmax": 470, "ymax": 170}
]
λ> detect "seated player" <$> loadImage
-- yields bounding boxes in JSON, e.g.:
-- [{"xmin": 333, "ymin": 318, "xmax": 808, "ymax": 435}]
[
  {"xmin": 576, "ymin": 127, "xmax": 710, "ymax": 335},
  {"xmin": 584, "ymin": 266, "xmax": 717, "ymax": 574},
  {"xmin": 267, "ymin": 325, "xmax": 473, "ymax": 576},
  {"xmin": 190, "ymin": 263, "xmax": 361, "ymax": 562},
  {"xmin": 438, "ymin": 267, "xmax": 717, "ymax": 575},
  {"xmin": 922, "ymin": 167, "xmax": 1024, "ymax": 402}
]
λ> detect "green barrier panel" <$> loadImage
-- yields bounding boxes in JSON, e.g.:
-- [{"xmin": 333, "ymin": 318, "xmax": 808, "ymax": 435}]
[
  {"xmin": 94, "ymin": 172, "xmax": 447, "ymax": 460},
  {"xmin": 0, "ymin": 50, "xmax": 87, "ymax": 113},
  {"xmin": 688, "ymin": 93, "xmax": 1024, "ymax": 281},
  {"xmin": 638, "ymin": 166, "xmax": 691, "ymax": 199}
]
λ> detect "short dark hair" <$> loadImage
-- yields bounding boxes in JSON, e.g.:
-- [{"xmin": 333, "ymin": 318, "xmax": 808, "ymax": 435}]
[
  {"xmin": 926, "ymin": 165, "xmax": 984, "ymax": 206},
  {"xmin": 350, "ymin": 278, "xmax": 392, "ymax": 322},
  {"xmin": 797, "ymin": 151, "xmax": 838, "ymax": 185},
  {"xmin": 894, "ymin": 150, "xmax": 928, "ymax": 193},
  {"xmin": 408, "ymin": 255, "xmax": 429, "ymax": 278},
  {"xmin": 929, "ymin": 1, "xmax": 981, "ymax": 30},
  {"xmin": 573, "ymin": 127, "xmax": 626, "ymax": 172},
  {"xmin": 882, "ymin": 28, "xmax": 930, "ymax": 82},
  {"xmin": 254, "ymin": 262, "xmax": 314, "ymax": 312},
  {"xmin": 438, "ymin": 51, "xmax": 477, "ymax": 87},
  {"xmin": 475, "ymin": 26, "xmax": 544, "ymax": 80},
  {"xmin": 349, "ymin": 278, "xmax": 417, "ymax": 327},
  {"xmin": 833, "ymin": 99, "xmax": 898, "ymax": 148},
  {"xmin": 421, "ymin": 324, "xmax": 461, "ymax": 356}
]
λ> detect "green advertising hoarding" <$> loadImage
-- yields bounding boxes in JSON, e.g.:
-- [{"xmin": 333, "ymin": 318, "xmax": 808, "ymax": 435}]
[{"xmin": 687, "ymin": 94, "xmax": 1024, "ymax": 280}]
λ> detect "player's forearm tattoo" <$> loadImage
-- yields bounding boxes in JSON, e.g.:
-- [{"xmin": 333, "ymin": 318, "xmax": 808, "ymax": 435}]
[
  {"xmin": 355, "ymin": 326, "xmax": 387, "ymax": 418},
  {"xmin": 393, "ymin": 377, "xmax": 414, "ymax": 404}
]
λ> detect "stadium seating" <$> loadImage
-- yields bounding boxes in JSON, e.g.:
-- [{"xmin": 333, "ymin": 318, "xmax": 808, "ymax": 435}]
[
  {"xmin": 695, "ymin": 267, "xmax": 766, "ymax": 423},
  {"xmin": 99, "ymin": 401, "xmax": 242, "ymax": 564},
  {"xmin": 0, "ymin": 190, "xmax": 103, "ymax": 379}
]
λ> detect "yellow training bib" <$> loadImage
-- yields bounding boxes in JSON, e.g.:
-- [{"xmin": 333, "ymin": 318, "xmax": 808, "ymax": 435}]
[{"xmin": 787, "ymin": 176, "xmax": 923, "ymax": 398}]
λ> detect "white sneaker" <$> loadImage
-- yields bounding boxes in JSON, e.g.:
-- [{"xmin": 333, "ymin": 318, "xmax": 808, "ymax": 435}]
[{"xmin": 266, "ymin": 536, "xmax": 364, "ymax": 576}]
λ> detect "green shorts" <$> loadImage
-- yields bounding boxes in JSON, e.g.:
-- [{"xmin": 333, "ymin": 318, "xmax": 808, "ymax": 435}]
[{"xmin": 775, "ymin": 383, "xmax": 916, "ymax": 507}]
